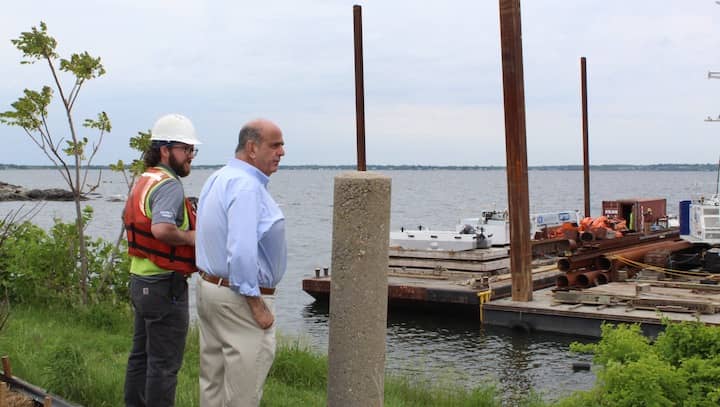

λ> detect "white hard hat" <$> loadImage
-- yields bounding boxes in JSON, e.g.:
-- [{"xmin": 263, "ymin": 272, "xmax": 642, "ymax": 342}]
[{"xmin": 150, "ymin": 113, "xmax": 202, "ymax": 145}]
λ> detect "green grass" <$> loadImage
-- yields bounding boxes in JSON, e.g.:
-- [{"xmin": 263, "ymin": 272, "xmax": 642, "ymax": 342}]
[
  {"xmin": 0, "ymin": 304, "xmax": 544, "ymax": 406},
  {"xmin": 0, "ymin": 304, "xmax": 137, "ymax": 406}
]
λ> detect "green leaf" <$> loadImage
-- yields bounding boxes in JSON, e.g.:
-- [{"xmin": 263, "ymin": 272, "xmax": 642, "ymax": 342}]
[
  {"xmin": 82, "ymin": 111, "xmax": 111, "ymax": 132},
  {"xmin": 130, "ymin": 130, "xmax": 151, "ymax": 152},
  {"xmin": 129, "ymin": 159, "xmax": 146, "ymax": 176},
  {"xmin": 60, "ymin": 51, "xmax": 105, "ymax": 80},
  {"xmin": 10, "ymin": 21, "xmax": 58, "ymax": 63},
  {"xmin": 109, "ymin": 160, "xmax": 125, "ymax": 172},
  {"xmin": 0, "ymin": 86, "xmax": 53, "ymax": 130},
  {"xmin": 64, "ymin": 140, "xmax": 86, "ymax": 159}
]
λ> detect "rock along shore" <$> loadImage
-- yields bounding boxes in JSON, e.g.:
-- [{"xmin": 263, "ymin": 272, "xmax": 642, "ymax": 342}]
[{"xmin": 0, "ymin": 181, "xmax": 76, "ymax": 202}]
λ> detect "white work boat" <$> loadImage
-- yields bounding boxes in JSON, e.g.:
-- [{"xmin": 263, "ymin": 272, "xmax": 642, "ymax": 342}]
[{"xmin": 390, "ymin": 209, "xmax": 581, "ymax": 251}]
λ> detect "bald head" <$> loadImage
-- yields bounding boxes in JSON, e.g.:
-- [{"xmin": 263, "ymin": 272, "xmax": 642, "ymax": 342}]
[
  {"xmin": 236, "ymin": 119, "xmax": 280, "ymax": 153},
  {"xmin": 236, "ymin": 119, "xmax": 285, "ymax": 176}
]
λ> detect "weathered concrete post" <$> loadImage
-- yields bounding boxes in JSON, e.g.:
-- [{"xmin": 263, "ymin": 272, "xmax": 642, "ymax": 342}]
[{"xmin": 327, "ymin": 171, "xmax": 391, "ymax": 407}]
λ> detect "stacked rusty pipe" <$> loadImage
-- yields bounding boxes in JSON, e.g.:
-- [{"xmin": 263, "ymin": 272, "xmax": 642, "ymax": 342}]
[
  {"xmin": 597, "ymin": 239, "xmax": 691, "ymax": 271},
  {"xmin": 556, "ymin": 233, "xmax": 688, "ymax": 289},
  {"xmin": 557, "ymin": 252, "xmax": 600, "ymax": 273},
  {"xmin": 557, "ymin": 269, "xmax": 611, "ymax": 288}
]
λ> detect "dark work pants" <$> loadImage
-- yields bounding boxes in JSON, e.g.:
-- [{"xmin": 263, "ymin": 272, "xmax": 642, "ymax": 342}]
[{"xmin": 124, "ymin": 273, "xmax": 189, "ymax": 407}]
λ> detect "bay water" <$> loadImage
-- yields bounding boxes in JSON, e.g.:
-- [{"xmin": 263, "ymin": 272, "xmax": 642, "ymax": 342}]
[{"xmin": 1, "ymin": 168, "xmax": 715, "ymax": 402}]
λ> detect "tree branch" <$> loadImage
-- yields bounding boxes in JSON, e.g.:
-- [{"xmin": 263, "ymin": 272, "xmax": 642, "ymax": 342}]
[
  {"xmin": 45, "ymin": 52, "xmax": 69, "ymax": 111},
  {"xmin": 37, "ymin": 113, "xmax": 73, "ymax": 189},
  {"xmin": 82, "ymin": 127, "xmax": 104, "ymax": 188},
  {"xmin": 68, "ymin": 78, "xmax": 84, "ymax": 112}
]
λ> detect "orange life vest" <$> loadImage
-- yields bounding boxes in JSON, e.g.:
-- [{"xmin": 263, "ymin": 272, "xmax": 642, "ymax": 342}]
[{"xmin": 123, "ymin": 167, "xmax": 197, "ymax": 275}]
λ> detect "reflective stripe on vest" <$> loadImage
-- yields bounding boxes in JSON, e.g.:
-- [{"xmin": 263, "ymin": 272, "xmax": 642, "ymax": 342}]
[{"xmin": 124, "ymin": 167, "xmax": 197, "ymax": 275}]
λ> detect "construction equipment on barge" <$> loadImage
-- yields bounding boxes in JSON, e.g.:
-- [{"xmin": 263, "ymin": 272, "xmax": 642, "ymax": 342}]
[{"xmin": 302, "ymin": 195, "xmax": 720, "ymax": 335}]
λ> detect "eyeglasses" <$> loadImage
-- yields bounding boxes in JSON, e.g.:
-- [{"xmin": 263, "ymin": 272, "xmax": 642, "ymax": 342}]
[{"xmin": 171, "ymin": 144, "xmax": 198, "ymax": 157}]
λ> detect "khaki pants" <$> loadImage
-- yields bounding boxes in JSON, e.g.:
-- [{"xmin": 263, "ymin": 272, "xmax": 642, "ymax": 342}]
[{"xmin": 197, "ymin": 278, "xmax": 276, "ymax": 407}]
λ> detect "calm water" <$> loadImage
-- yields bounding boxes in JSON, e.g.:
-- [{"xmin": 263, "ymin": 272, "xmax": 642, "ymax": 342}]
[{"xmin": 1, "ymin": 168, "xmax": 716, "ymax": 402}]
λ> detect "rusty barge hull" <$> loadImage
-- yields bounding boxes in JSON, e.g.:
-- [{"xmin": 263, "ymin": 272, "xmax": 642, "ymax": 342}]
[{"xmin": 302, "ymin": 268, "xmax": 561, "ymax": 309}]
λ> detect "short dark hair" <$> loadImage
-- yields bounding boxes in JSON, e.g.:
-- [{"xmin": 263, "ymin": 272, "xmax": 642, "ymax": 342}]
[
  {"xmin": 236, "ymin": 124, "xmax": 262, "ymax": 153},
  {"xmin": 143, "ymin": 146, "xmax": 162, "ymax": 168}
]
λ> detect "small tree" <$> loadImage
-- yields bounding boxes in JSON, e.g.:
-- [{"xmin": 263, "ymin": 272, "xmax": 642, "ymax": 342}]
[
  {"xmin": 0, "ymin": 22, "xmax": 111, "ymax": 304},
  {"xmin": 97, "ymin": 130, "xmax": 151, "ymax": 292}
]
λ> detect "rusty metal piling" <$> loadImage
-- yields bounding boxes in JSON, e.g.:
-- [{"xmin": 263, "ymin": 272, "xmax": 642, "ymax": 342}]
[
  {"xmin": 581, "ymin": 57, "xmax": 591, "ymax": 218},
  {"xmin": 499, "ymin": 0, "xmax": 532, "ymax": 301},
  {"xmin": 353, "ymin": 5, "xmax": 367, "ymax": 171}
]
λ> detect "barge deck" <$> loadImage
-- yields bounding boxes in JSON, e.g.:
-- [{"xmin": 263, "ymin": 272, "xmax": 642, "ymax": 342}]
[{"xmin": 484, "ymin": 282, "xmax": 720, "ymax": 337}]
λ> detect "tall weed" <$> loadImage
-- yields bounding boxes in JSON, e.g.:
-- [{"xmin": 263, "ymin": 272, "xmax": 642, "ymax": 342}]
[{"xmin": 42, "ymin": 344, "xmax": 90, "ymax": 402}]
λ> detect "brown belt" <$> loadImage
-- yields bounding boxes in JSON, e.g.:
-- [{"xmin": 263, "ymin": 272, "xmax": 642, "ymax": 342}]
[{"xmin": 200, "ymin": 271, "xmax": 275, "ymax": 295}]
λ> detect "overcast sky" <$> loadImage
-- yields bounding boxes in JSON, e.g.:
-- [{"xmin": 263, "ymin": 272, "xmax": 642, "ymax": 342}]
[{"xmin": 1, "ymin": 1, "xmax": 719, "ymax": 166}]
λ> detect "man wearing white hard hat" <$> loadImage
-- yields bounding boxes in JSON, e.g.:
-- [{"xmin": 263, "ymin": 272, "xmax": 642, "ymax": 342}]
[{"xmin": 123, "ymin": 113, "xmax": 201, "ymax": 407}]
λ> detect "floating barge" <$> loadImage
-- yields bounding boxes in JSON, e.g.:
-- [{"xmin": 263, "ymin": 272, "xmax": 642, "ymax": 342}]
[
  {"xmin": 304, "ymin": 270, "xmax": 720, "ymax": 337},
  {"xmin": 484, "ymin": 281, "xmax": 720, "ymax": 337},
  {"xmin": 302, "ymin": 246, "xmax": 561, "ymax": 310},
  {"xmin": 302, "ymin": 227, "xmax": 720, "ymax": 337},
  {"xmin": 303, "ymin": 195, "xmax": 720, "ymax": 337},
  {"xmin": 302, "ymin": 266, "xmax": 561, "ymax": 310}
]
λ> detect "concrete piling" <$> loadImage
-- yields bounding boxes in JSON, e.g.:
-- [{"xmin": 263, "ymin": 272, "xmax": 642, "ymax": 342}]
[{"xmin": 327, "ymin": 171, "xmax": 391, "ymax": 407}]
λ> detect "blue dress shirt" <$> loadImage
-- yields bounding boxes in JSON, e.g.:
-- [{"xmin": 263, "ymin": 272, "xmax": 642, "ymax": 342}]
[{"xmin": 195, "ymin": 158, "xmax": 287, "ymax": 297}]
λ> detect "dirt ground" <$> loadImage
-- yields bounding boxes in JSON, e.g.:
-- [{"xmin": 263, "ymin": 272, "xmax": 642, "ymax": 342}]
[{"xmin": 1, "ymin": 383, "xmax": 36, "ymax": 407}]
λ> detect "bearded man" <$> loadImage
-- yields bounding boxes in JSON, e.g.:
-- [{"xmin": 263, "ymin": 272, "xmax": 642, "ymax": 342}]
[{"xmin": 122, "ymin": 113, "xmax": 201, "ymax": 407}]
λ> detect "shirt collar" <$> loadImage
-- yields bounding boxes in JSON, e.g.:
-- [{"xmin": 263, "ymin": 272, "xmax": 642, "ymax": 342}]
[
  {"xmin": 156, "ymin": 164, "xmax": 179, "ymax": 180},
  {"xmin": 228, "ymin": 158, "xmax": 269, "ymax": 186}
]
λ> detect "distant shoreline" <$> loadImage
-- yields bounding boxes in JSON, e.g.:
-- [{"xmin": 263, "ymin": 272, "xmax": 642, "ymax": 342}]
[{"xmin": 0, "ymin": 163, "xmax": 718, "ymax": 171}]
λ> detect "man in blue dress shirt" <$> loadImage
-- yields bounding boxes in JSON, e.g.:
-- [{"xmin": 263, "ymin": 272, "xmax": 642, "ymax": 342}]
[{"xmin": 194, "ymin": 118, "xmax": 287, "ymax": 406}]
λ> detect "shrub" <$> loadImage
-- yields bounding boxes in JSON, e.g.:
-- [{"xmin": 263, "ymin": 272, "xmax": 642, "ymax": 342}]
[
  {"xmin": 680, "ymin": 356, "xmax": 720, "ymax": 407},
  {"xmin": 599, "ymin": 355, "xmax": 687, "ymax": 407},
  {"xmin": 567, "ymin": 321, "xmax": 720, "ymax": 406},
  {"xmin": 570, "ymin": 322, "xmax": 651, "ymax": 366},
  {"xmin": 0, "ymin": 214, "xmax": 129, "ymax": 306},
  {"xmin": 654, "ymin": 319, "xmax": 720, "ymax": 366}
]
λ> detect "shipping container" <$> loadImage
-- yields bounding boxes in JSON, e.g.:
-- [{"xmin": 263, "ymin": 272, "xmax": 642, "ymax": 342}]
[{"xmin": 601, "ymin": 198, "xmax": 666, "ymax": 232}]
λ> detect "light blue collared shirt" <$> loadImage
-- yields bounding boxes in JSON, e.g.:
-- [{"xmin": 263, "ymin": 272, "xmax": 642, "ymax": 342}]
[{"xmin": 195, "ymin": 158, "xmax": 287, "ymax": 297}]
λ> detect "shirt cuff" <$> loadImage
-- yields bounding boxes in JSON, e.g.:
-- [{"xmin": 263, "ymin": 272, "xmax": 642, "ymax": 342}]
[{"xmin": 231, "ymin": 283, "xmax": 260, "ymax": 297}]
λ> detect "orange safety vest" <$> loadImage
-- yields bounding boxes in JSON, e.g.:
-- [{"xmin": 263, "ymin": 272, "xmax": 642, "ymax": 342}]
[{"xmin": 123, "ymin": 167, "xmax": 197, "ymax": 275}]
